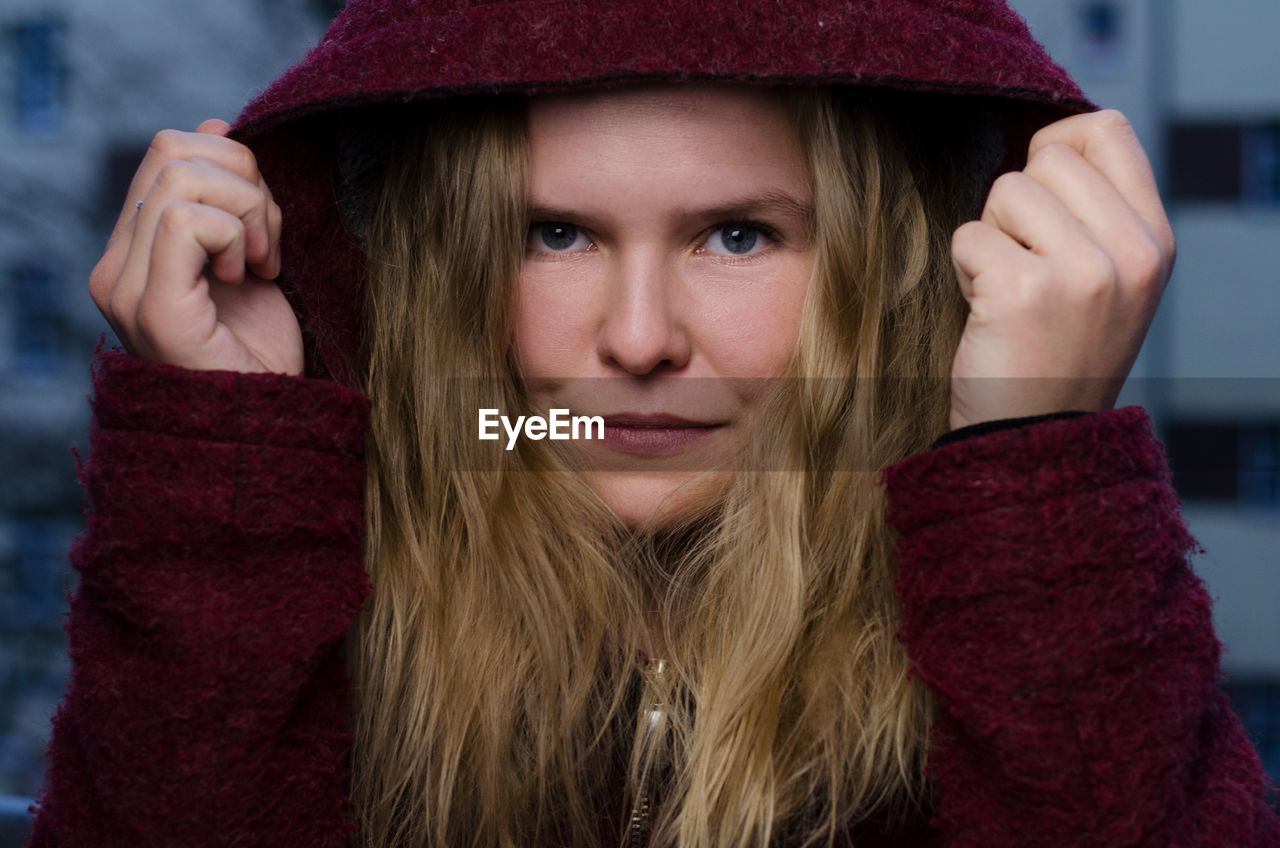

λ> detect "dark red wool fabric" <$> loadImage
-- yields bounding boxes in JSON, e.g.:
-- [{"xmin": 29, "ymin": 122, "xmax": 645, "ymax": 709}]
[{"xmin": 28, "ymin": 0, "xmax": 1280, "ymax": 844}]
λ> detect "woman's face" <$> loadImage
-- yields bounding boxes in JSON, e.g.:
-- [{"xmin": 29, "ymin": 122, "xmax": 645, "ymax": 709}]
[{"xmin": 514, "ymin": 84, "xmax": 815, "ymax": 527}]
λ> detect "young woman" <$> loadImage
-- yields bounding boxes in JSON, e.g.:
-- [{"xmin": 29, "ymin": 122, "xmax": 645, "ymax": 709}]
[{"xmin": 30, "ymin": 1, "xmax": 1280, "ymax": 846}]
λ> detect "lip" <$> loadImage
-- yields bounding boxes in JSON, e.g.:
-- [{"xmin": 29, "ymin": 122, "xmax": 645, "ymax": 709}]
[{"xmin": 599, "ymin": 413, "xmax": 724, "ymax": 456}]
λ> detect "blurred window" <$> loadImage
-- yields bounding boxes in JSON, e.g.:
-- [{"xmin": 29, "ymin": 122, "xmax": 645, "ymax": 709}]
[
  {"xmin": 8, "ymin": 262, "xmax": 63, "ymax": 376},
  {"xmin": 1239, "ymin": 426, "xmax": 1280, "ymax": 506},
  {"xmin": 1170, "ymin": 121, "xmax": 1280, "ymax": 207},
  {"xmin": 1242, "ymin": 125, "xmax": 1280, "ymax": 207},
  {"xmin": 310, "ymin": 0, "xmax": 348, "ymax": 20},
  {"xmin": 1169, "ymin": 124, "xmax": 1244, "ymax": 201},
  {"xmin": 1077, "ymin": 1, "xmax": 1125, "ymax": 76},
  {"xmin": 1222, "ymin": 680, "xmax": 1280, "ymax": 810},
  {"xmin": 13, "ymin": 17, "xmax": 66, "ymax": 135},
  {"xmin": 1081, "ymin": 1, "xmax": 1120, "ymax": 43},
  {"xmin": 0, "ymin": 517, "xmax": 75, "ymax": 802},
  {"xmin": 1, "ymin": 520, "xmax": 71, "ymax": 632},
  {"xmin": 1166, "ymin": 420, "xmax": 1280, "ymax": 507}
]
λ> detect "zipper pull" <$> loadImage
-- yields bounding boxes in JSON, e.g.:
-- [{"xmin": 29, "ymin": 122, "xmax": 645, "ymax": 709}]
[{"xmin": 630, "ymin": 657, "xmax": 668, "ymax": 848}]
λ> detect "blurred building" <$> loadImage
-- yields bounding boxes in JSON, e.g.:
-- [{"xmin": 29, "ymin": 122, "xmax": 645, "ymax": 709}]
[
  {"xmin": 0, "ymin": 0, "xmax": 334, "ymax": 820},
  {"xmin": 1011, "ymin": 0, "xmax": 1280, "ymax": 783}
]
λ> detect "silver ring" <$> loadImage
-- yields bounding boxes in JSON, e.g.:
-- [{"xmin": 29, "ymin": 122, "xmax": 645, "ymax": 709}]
[{"xmin": 136, "ymin": 200, "xmax": 144, "ymax": 210}]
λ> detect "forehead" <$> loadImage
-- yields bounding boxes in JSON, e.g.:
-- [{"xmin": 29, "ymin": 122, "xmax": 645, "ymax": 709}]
[
  {"xmin": 525, "ymin": 84, "xmax": 808, "ymax": 196},
  {"xmin": 527, "ymin": 83, "xmax": 792, "ymax": 126}
]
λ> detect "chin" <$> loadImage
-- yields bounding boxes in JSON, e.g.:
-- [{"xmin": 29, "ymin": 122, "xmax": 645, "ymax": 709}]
[{"xmin": 586, "ymin": 469, "xmax": 734, "ymax": 530}]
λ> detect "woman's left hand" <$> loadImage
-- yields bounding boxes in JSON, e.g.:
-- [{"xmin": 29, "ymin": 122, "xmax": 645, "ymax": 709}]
[{"xmin": 947, "ymin": 109, "xmax": 1175, "ymax": 431}]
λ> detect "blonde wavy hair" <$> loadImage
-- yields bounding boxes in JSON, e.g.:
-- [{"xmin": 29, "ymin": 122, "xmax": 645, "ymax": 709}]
[{"xmin": 352, "ymin": 86, "xmax": 972, "ymax": 847}]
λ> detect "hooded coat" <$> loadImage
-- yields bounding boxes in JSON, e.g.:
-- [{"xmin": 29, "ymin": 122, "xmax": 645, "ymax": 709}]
[{"xmin": 28, "ymin": 1, "xmax": 1280, "ymax": 846}]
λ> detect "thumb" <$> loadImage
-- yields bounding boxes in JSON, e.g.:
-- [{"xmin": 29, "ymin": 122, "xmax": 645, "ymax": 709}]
[
  {"xmin": 195, "ymin": 118, "xmax": 232, "ymax": 136},
  {"xmin": 952, "ymin": 255, "xmax": 975, "ymax": 301}
]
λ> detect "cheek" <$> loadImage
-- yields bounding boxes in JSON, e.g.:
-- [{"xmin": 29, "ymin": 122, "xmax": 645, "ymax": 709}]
[
  {"xmin": 697, "ymin": 256, "xmax": 812, "ymax": 376},
  {"xmin": 512, "ymin": 268, "xmax": 592, "ymax": 377}
]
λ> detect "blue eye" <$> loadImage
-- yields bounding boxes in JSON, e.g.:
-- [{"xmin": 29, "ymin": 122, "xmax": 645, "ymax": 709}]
[
  {"xmin": 705, "ymin": 224, "xmax": 764, "ymax": 256},
  {"xmin": 720, "ymin": 226, "xmax": 757, "ymax": 254},
  {"xmin": 531, "ymin": 223, "xmax": 588, "ymax": 252}
]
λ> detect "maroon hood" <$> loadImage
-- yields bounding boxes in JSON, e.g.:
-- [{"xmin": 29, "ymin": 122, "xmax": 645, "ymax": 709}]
[{"xmin": 231, "ymin": 0, "xmax": 1092, "ymax": 384}]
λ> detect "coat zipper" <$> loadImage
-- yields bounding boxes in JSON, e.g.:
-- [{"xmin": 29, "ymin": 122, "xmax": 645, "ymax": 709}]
[
  {"xmin": 629, "ymin": 658, "xmax": 667, "ymax": 848},
  {"xmin": 628, "ymin": 787, "xmax": 652, "ymax": 848}
]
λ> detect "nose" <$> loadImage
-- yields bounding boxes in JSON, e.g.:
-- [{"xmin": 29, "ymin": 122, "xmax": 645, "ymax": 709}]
[{"xmin": 595, "ymin": 252, "xmax": 692, "ymax": 376}]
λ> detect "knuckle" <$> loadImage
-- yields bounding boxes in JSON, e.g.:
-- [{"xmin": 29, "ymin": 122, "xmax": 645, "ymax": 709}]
[
  {"xmin": 256, "ymin": 184, "xmax": 274, "ymax": 217},
  {"xmin": 1023, "ymin": 259, "xmax": 1054, "ymax": 292},
  {"xmin": 1122, "ymin": 235, "xmax": 1162, "ymax": 276},
  {"xmin": 985, "ymin": 172, "xmax": 1026, "ymax": 212},
  {"xmin": 185, "ymin": 154, "xmax": 218, "ymax": 173},
  {"xmin": 224, "ymin": 210, "xmax": 245, "ymax": 239},
  {"xmin": 1077, "ymin": 249, "xmax": 1119, "ymax": 295},
  {"xmin": 990, "ymin": 171, "xmax": 1025, "ymax": 194},
  {"xmin": 1028, "ymin": 141, "xmax": 1074, "ymax": 170},
  {"xmin": 148, "ymin": 128, "xmax": 184, "ymax": 157},
  {"xmin": 1028, "ymin": 120, "xmax": 1067, "ymax": 151},
  {"xmin": 1003, "ymin": 256, "xmax": 1051, "ymax": 294},
  {"xmin": 951, "ymin": 219, "xmax": 984, "ymax": 249},
  {"xmin": 1031, "ymin": 109, "xmax": 1133, "ymax": 151},
  {"xmin": 1087, "ymin": 109, "xmax": 1136, "ymax": 144},
  {"xmin": 134, "ymin": 287, "xmax": 164, "ymax": 329},
  {"xmin": 1004, "ymin": 261, "xmax": 1053, "ymax": 311},
  {"xmin": 226, "ymin": 140, "xmax": 259, "ymax": 180},
  {"xmin": 1117, "ymin": 235, "xmax": 1169, "ymax": 292},
  {"xmin": 1155, "ymin": 223, "xmax": 1177, "ymax": 263},
  {"xmin": 154, "ymin": 159, "xmax": 194, "ymax": 192},
  {"xmin": 1094, "ymin": 108, "xmax": 1132, "ymax": 129},
  {"xmin": 88, "ymin": 258, "xmax": 115, "ymax": 309},
  {"xmin": 105, "ymin": 287, "xmax": 134, "ymax": 330},
  {"xmin": 156, "ymin": 201, "xmax": 194, "ymax": 234}
]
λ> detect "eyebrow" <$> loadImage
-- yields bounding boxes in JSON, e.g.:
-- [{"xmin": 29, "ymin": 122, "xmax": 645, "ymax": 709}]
[{"xmin": 526, "ymin": 190, "xmax": 816, "ymax": 233}]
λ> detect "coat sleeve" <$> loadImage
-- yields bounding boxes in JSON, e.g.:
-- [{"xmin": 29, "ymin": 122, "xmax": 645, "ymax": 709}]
[
  {"xmin": 28, "ymin": 351, "xmax": 372, "ymax": 848},
  {"xmin": 883, "ymin": 406, "xmax": 1280, "ymax": 847}
]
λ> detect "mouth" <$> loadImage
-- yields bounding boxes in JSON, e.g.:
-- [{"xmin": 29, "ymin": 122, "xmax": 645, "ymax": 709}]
[{"xmin": 600, "ymin": 413, "xmax": 724, "ymax": 456}]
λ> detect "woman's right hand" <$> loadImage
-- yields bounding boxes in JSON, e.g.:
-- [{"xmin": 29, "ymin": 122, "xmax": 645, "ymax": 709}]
[{"xmin": 90, "ymin": 118, "xmax": 303, "ymax": 375}]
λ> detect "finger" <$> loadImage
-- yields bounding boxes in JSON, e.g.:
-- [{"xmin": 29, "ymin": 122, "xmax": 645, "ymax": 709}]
[
  {"xmin": 950, "ymin": 219, "xmax": 1043, "ymax": 303},
  {"xmin": 980, "ymin": 171, "xmax": 1101, "ymax": 262},
  {"xmin": 151, "ymin": 203, "xmax": 248, "ymax": 294},
  {"xmin": 131, "ymin": 203, "xmax": 247, "ymax": 360},
  {"xmin": 1028, "ymin": 110, "xmax": 1167, "ymax": 233},
  {"xmin": 184, "ymin": 156, "xmax": 278, "ymax": 278},
  {"xmin": 951, "ymin": 248, "xmax": 975, "ymax": 300},
  {"xmin": 112, "ymin": 124, "xmax": 268, "ymax": 241},
  {"xmin": 1023, "ymin": 142, "xmax": 1169, "ymax": 286},
  {"xmin": 111, "ymin": 161, "xmax": 272, "ymax": 334},
  {"xmin": 189, "ymin": 123, "xmax": 280, "ymax": 274},
  {"xmin": 196, "ymin": 118, "xmax": 232, "ymax": 137}
]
